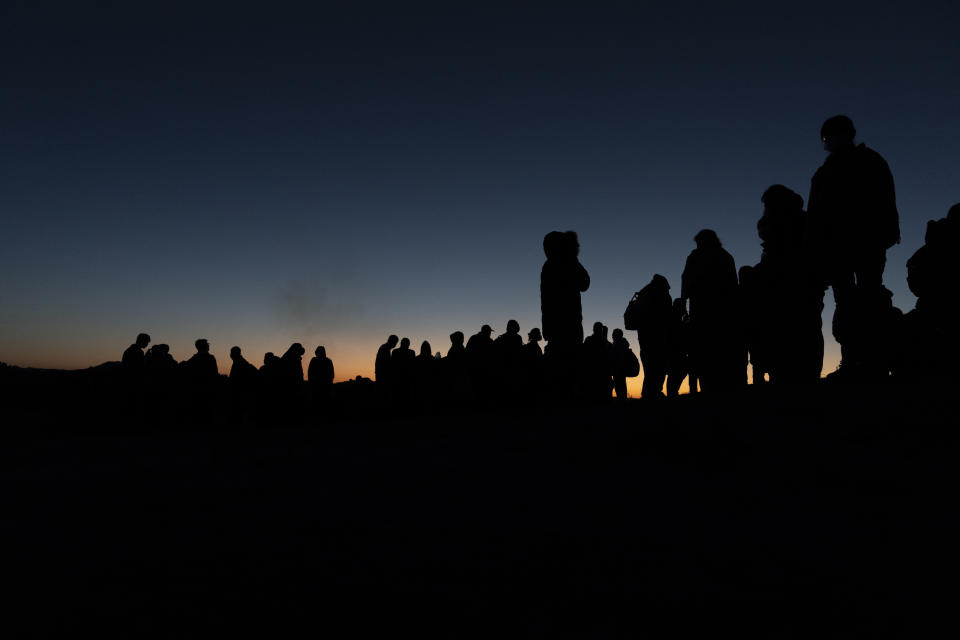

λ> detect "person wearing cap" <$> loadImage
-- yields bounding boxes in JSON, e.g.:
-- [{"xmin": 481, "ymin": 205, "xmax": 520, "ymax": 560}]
[{"xmin": 807, "ymin": 115, "xmax": 899, "ymax": 379}]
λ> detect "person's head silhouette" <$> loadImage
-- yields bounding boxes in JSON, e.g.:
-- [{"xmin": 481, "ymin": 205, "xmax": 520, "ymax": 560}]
[
  {"xmin": 761, "ymin": 184, "xmax": 804, "ymax": 213},
  {"xmin": 315, "ymin": 346, "xmax": 326, "ymax": 358},
  {"xmin": 136, "ymin": 333, "xmax": 151, "ymax": 349},
  {"xmin": 230, "ymin": 346, "xmax": 242, "ymax": 360},
  {"xmin": 400, "ymin": 337, "xmax": 410, "ymax": 350},
  {"xmin": 420, "ymin": 341, "xmax": 432, "ymax": 357},
  {"xmin": 694, "ymin": 229, "xmax": 721, "ymax": 249},
  {"xmin": 820, "ymin": 115, "xmax": 856, "ymax": 153},
  {"xmin": 450, "ymin": 331, "xmax": 464, "ymax": 347},
  {"xmin": 528, "ymin": 327, "xmax": 542, "ymax": 343},
  {"xmin": 506, "ymin": 319, "xmax": 520, "ymax": 335},
  {"xmin": 651, "ymin": 274, "xmax": 670, "ymax": 292},
  {"xmin": 387, "ymin": 335, "xmax": 399, "ymax": 348},
  {"xmin": 195, "ymin": 339, "xmax": 210, "ymax": 353},
  {"xmin": 948, "ymin": 203, "xmax": 960, "ymax": 221},
  {"xmin": 612, "ymin": 328, "xmax": 624, "ymax": 341}
]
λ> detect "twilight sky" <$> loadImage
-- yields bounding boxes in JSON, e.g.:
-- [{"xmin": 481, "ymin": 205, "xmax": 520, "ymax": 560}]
[{"xmin": 2, "ymin": 1, "xmax": 958, "ymax": 395}]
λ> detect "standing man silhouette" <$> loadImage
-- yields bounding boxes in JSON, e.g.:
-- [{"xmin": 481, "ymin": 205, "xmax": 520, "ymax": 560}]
[
  {"xmin": 541, "ymin": 231, "xmax": 590, "ymax": 401},
  {"xmin": 807, "ymin": 115, "xmax": 899, "ymax": 379}
]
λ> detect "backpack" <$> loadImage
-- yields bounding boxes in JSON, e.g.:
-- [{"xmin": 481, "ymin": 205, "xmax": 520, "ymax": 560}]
[
  {"xmin": 622, "ymin": 347, "xmax": 641, "ymax": 378},
  {"xmin": 623, "ymin": 291, "xmax": 644, "ymax": 331}
]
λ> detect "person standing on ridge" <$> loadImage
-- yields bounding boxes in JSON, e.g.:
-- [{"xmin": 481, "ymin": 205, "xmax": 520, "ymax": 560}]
[{"xmin": 807, "ymin": 115, "xmax": 899, "ymax": 380}]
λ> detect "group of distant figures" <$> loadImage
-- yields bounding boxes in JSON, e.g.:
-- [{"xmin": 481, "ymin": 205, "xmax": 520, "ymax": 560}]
[
  {"xmin": 118, "ymin": 115, "xmax": 959, "ymax": 419},
  {"xmin": 121, "ymin": 336, "xmax": 335, "ymax": 419}
]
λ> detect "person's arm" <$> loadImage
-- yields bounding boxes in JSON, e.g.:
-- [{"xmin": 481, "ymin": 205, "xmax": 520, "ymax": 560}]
[{"xmin": 576, "ymin": 261, "xmax": 590, "ymax": 292}]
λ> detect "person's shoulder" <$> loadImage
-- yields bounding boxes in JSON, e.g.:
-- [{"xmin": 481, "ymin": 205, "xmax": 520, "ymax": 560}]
[{"xmin": 855, "ymin": 143, "xmax": 889, "ymax": 165}]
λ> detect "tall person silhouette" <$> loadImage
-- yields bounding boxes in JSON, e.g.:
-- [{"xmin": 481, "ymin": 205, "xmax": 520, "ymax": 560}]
[
  {"xmin": 807, "ymin": 115, "xmax": 899, "ymax": 380},
  {"xmin": 540, "ymin": 231, "xmax": 590, "ymax": 401},
  {"xmin": 681, "ymin": 230, "xmax": 745, "ymax": 392}
]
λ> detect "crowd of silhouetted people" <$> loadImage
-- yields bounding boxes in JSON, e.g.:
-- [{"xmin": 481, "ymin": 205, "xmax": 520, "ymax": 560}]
[{"xmin": 104, "ymin": 115, "xmax": 960, "ymax": 425}]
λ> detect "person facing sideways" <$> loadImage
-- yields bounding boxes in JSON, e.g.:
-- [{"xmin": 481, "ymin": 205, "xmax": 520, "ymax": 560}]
[
  {"xmin": 540, "ymin": 230, "xmax": 590, "ymax": 357},
  {"xmin": 632, "ymin": 274, "xmax": 673, "ymax": 398},
  {"xmin": 681, "ymin": 229, "xmax": 745, "ymax": 392},
  {"xmin": 752, "ymin": 184, "xmax": 826, "ymax": 384},
  {"xmin": 523, "ymin": 327, "xmax": 543, "ymax": 359},
  {"xmin": 307, "ymin": 346, "xmax": 335, "ymax": 405},
  {"xmin": 806, "ymin": 114, "xmax": 899, "ymax": 380},
  {"xmin": 609, "ymin": 328, "xmax": 636, "ymax": 401},
  {"xmin": 441, "ymin": 331, "xmax": 469, "ymax": 404},
  {"xmin": 122, "ymin": 333, "xmax": 151, "ymax": 374},
  {"xmin": 375, "ymin": 335, "xmax": 399, "ymax": 384},
  {"xmin": 520, "ymin": 327, "xmax": 545, "ymax": 399},
  {"xmin": 229, "ymin": 346, "xmax": 258, "ymax": 382},
  {"xmin": 391, "ymin": 337, "xmax": 416, "ymax": 405},
  {"xmin": 280, "ymin": 343, "xmax": 307, "ymax": 385}
]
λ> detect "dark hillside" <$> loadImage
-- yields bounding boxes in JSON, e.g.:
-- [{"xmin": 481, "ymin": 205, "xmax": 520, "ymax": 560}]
[{"xmin": 2, "ymin": 374, "xmax": 957, "ymax": 635}]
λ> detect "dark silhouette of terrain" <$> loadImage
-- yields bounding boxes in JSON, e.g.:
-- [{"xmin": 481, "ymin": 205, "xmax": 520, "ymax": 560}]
[{"xmin": 1, "ymin": 367, "xmax": 956, "ymax": 635}]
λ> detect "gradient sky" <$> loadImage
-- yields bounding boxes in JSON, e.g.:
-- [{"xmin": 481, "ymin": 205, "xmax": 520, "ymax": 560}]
[{"xmin": 2, "ymin": 1, "xmax": 958, "ymax": 396}]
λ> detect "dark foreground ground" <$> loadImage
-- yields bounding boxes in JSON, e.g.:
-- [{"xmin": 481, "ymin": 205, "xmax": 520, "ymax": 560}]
[{"xmin": 3, "ymin": 377, "xmax": 958, "ymax": 636}]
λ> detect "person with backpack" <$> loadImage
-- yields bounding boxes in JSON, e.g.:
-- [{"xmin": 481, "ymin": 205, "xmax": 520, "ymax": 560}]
[
  {"xmin": 807, "ymin": 115, "xmax": 900, "ymax": 380},
  {"xmin": 609, "ymin": 328, "xmax": 640, "ymax": 401},
  {"xmin": 625, "ymin": 274, "xmax": 674, "ymax": 398}
]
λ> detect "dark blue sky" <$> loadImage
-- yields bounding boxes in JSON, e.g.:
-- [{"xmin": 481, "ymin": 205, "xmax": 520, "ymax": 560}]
[{"xmin": 2, "ymin": 1, "xmax": 958, "ymax": 390}]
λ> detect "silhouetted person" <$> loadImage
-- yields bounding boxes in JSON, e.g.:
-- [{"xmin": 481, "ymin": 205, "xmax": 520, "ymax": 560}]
[
  {"xmin": 902, "ymin": 204, "xmax": 960, "ymax": 379},
  {"xmin": 681, "ymin": 230, "xmax": 745, "ymax": 392},
  {"xmin": 582, "ymin": 322, "xmax": 613, "ymax": 402},
  {"xmin": 541, "ymin": 231, "xmax": 590, "ymax": 401},
  {"xmin": 280, "ymin": 343, "xmax": 306, "ymax": 385},
  {"xmin": 666, "ymin": 298, "xmax": 691, "ymax": 396},
  {"xmin": 494, "ymin": 319, "xmax": 524, "ymax": 405},
  {"xmin": 391, "ymin": 337, "xmax": 416, "ymax": 407},
  {"xmin": 228, "ymin": 346, "xmax": 258, "ymax": 422},
  {"xmin": 260, "ymin": 352, "xmax": 280, "ymax": 377},
  {"xmin": 807, "ymin": 115, "xmax": 899, "ymax": 380},
  {"xmin": 744, "ymin": 185, "xmax": 826, "ymax": 384},
  {"xmin": 414, "ymin": 341, "xmax": 438, "ymax": 410},
  {"xmin": 609, "ymin": 328, "xmax": 639, "ymax": 401},
  {"xmin": 494, "ymin": 319, "xmax": 523, "ymax": 354},
  {"xmin": 122, "ymin": 333, "xmax": 151, "ymax": 375},
  {"xmin": 307, "ymin": 346, "xmax": 335, "ymax": 409},
  {"xmin": 447, "ymin": 331, "xmax": 466, "ymax": 364},
  {"xmin": 541, "ymin": 231, "xmax": 590, "ymax": 356},
  {"xmin": 375, "ymin": 335, "xmax": 399, "ymax": 405},
  {"xmin": 631, "ymin": 274, "xmax": 673, "ymax": 398},
  {"xmin": 376, "ymin": 335, "xmax": 398, "ymax": 383},
  {"xmin": 443, "ymin": 331, "xmax": 470, "ymax": 406},
  {"xmin": 229, "ymin": 346, "xmax": 258, "ymax": 383},
  {"xmin": 182, "ymin": 339, "xmax": 220, "ymax": 420},
  {"xmin": 257, "ymin": 351, "xmax": 282, "ymax": 416},
  {"xmin": 183, "ymin": 339, "xmax": 219, "ymax": 383},
  {"xmin": 141, "ymin": 342, "xmax": 176, "ymax": 419},
  {"xmin": 466, "ymin": 325, "xmax": 496, "ymax": 404},
  {"xmin": 145, "ymin": 343, "xmax": 177, "ymax": 380},
  {"xmin": 521, "ymin": 327, "xmax": 544, "ymax": 402}
]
